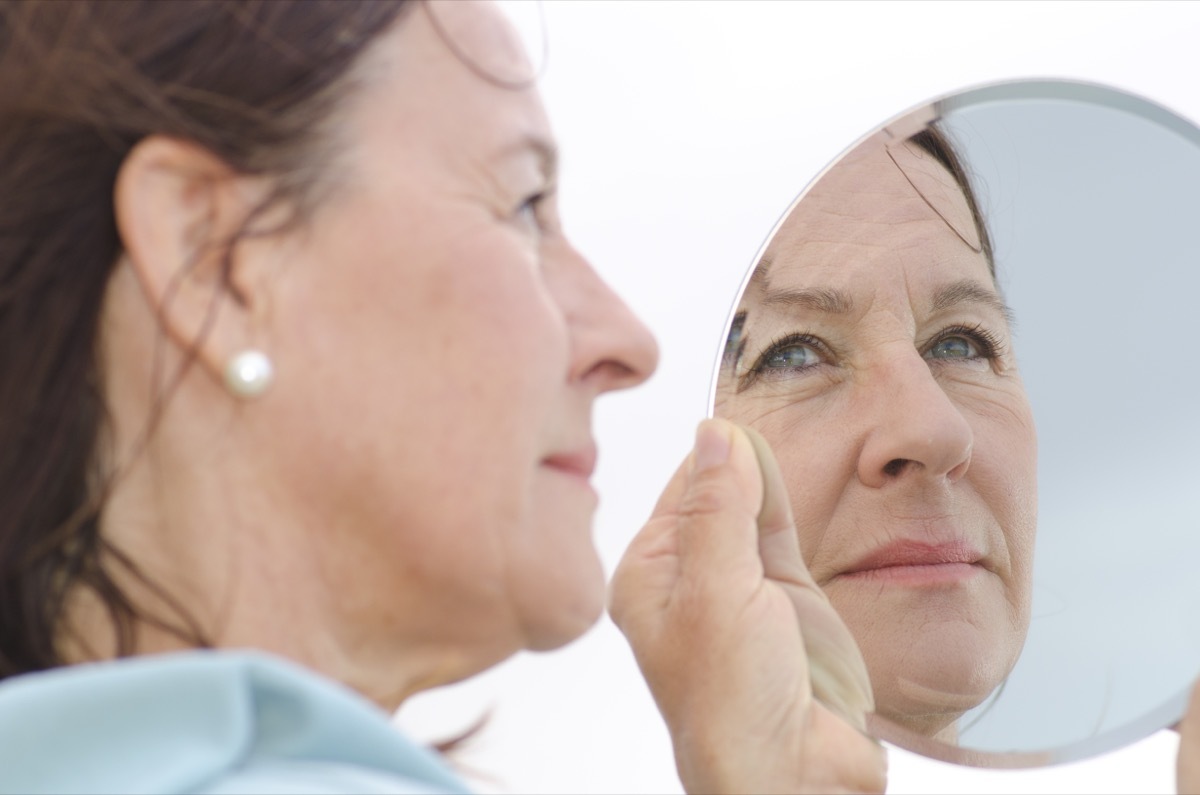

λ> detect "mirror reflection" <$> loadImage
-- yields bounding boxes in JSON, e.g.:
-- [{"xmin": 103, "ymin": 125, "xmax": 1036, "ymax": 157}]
[{"xmin": 712, "ymin": 81, "xmax": 1200, "ymax": 766}]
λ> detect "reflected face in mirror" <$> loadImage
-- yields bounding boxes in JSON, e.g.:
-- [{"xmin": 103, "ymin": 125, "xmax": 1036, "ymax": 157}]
[{"xmin": 715, "ymin": 131, "xmax": 1038, "ymax": 741}]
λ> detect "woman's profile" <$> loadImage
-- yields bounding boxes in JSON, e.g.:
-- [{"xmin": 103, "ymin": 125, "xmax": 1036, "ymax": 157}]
[
  {"xmin": 4, "ymin": 2, "xmax": 1200, "ymax": 793},
  {"xmin": 0, "ymin": 1, "xmax": 886, "ymax": 792}
]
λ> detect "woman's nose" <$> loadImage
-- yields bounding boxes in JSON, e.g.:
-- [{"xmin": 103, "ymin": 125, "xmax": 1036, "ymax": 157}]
[
  {"xmin": 558, "ymin": 246, "xmax": 659, "ymax": 394},
  {"xmin": 856, "ymin": 351, "xmax": 973, "ymax": 489}
]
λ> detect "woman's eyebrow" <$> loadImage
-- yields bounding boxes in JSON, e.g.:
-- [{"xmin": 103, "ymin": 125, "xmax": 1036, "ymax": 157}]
[
  {"xmin": 930, "ymin": 279, "xmax": 1015, "ymax": 325},
  {"xmin": 492, "ymin": 133, "xmax": 558, "ymax": 182}
]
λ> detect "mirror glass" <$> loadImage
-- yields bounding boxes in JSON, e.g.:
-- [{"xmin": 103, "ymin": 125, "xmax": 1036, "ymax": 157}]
[{"xmin": 710, "ymin": 80, "xmax": 1200, "ymax": 767}]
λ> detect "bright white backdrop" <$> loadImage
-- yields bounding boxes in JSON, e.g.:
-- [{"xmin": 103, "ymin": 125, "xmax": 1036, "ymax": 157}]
[{"xmin": 394, "ymin": 3, "xmax": 1200, "ymax": 792}]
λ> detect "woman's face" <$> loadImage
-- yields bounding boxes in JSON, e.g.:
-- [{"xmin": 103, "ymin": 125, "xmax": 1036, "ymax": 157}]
[
  {"xmin": 250, "ymin": 2, "xmax": 657, "ymax": 669},
  {"xmin": 716, "ymin": 135, "xmax": 1037, "ymax": 739}
]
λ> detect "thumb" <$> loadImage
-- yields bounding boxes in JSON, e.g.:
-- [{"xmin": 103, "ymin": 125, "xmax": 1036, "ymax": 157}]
[
  {"xmin": 744, "ymin": 425, "xmax": 875, "ymax": 732},
  {"xmin": 1178, "ymin": 678, "xmax": 1200, "ymax": 794}
]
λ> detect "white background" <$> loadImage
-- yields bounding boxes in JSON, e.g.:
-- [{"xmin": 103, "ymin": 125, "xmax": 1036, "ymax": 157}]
[{"xmin": 395, "ymin": 2, "xmax": 1200, "ymax": 792}]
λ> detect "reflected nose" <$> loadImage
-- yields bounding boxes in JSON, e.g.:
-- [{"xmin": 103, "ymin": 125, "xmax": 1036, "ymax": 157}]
[
  {"xmin": 559, "ymin": 245, "xmax": 659, "ymax": 394},
  {"xmin": 856, "ymin": 350, "xmax": 973, "ymax": 489}
]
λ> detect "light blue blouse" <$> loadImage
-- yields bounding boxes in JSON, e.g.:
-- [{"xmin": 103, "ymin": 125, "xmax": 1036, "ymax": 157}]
[{"xmin": 0, "ymin": 650, "xmax": 471, "ymax": 794}]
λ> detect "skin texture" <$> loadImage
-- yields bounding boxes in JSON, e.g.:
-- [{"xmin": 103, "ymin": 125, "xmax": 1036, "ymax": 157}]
[
  {"xmin": 715, "ymin": 133, "xmax": 1039, "ymax": 740},
  {"xmin": 86, "ymin": 0, "xmax": 658, "ymax": 710}
]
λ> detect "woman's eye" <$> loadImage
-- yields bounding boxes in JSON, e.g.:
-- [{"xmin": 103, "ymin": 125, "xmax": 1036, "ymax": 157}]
[
  {"xmin": 925, "ymin": 335, "xmax": 979, "ymax": 360},
  {"xmin": 515, "ymin": 191, "xmax": 549, "ymax": 233}
]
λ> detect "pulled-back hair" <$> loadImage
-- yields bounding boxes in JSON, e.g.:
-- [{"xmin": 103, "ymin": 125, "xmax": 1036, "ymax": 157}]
[
  {"xmin": 909, "ymin": 124, "xmax": 995, "ymax": 275},
  {"xmin": 0, "ymin": 0, "xmax": 410, "ymax": 680}
]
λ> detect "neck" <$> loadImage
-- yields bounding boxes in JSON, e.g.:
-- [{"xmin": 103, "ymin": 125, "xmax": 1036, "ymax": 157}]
[
  {"xmin": 82, "ymin": 272, "xmax": 519, "ymax": 709},
  {"xmin": 60, "ymin": 411, "xmax": 507, "ymax": 712}
]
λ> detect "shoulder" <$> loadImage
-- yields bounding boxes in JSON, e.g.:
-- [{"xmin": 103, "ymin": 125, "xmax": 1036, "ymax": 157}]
[
  {"xmin": 198, "ymin": 759, "xmax": 461, "ymax": 794},
  {"xmin": 0, "ymin": 651, "xmax": 470, "ymax": 795}
]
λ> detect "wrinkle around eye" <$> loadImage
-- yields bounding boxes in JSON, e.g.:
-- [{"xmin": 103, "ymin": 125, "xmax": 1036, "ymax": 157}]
[
  {"xmin": 725, "ymin": 373, "xmax": 848, "ymax": 426},
  {"xmin": 928, "ymin": 348, "xmax": 1020, "ymax": 381},
  {"xmin": 736, "ymin": 360, "xmax": 842, "ymax": 397},
  {"xmin": 940, "ymin": 376, "xmax": 1033, "ymax": 429},
  {"xmin": 720, "ymin": 397, "xmax": 823, "ymax": 439}
]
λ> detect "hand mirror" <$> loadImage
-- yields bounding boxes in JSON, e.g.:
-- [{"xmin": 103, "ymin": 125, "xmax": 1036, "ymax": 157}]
[{"xmin": 710, "ymin": 79, "xmax": 1200, "ymax": 767}]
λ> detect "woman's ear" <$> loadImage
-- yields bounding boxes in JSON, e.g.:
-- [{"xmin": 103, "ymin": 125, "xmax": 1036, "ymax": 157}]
[{"xmin": 113, "ymin": 135, "xmax": 275, "ymax": 389}]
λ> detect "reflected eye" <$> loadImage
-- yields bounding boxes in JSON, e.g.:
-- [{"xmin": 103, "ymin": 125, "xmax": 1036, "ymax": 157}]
[
  {"xmin": 922, "ymin": 324, "xmax": 1006, "ymax": 366},
  {"xmin": 738, "ymin": 331, "xmax": 829, "ymax": 390},
  {"xmin": 722, "ymin": 312, "xmax": 746, "ymax": 373},
  {"xmin": 926, "ymin": 335, "xmax": 979, "ymax": 360},
  {"xmin": 763, "ymin": 343, "xmax": 820, "ymax": 369}
]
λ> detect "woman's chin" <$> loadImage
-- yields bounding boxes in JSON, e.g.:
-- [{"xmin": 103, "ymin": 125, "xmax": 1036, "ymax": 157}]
[
  {"xmin": 522, "ymin": 603, "xmax": 604, "ymax": 652},
  {"xmin": 517, "ymin": 563, "xmax": 608, "ymax": 652}
]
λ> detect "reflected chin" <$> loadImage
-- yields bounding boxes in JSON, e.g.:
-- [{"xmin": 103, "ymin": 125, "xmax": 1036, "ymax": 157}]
[
  {"xmin": 864, "ymin": 626, "xmax": 1020, "ymax": 738},
  {"xmin": 827, "ymin": 578, "xmax": 1024, "ymax": 738}
]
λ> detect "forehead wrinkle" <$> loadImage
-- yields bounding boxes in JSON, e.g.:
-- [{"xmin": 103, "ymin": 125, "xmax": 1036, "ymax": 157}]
[{"xmin": 749, "ymin": 251, "xmax": 855, "ymax": 316}]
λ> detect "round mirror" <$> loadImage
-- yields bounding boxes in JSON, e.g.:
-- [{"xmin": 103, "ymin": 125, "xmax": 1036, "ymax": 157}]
[{"xmin": 710, "ymin": 79, "xmax": 1200, "ymax": 767}]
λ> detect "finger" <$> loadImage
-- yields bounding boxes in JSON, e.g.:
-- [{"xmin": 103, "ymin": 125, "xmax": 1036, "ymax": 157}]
[
  {"xmin": 798, "ymin": 586, "xmax": 876, "ymax": 731},
  {"xmin": 1178, "ymin": 677, "xmax": 1200, "ymax": 794},
  {"xmin": 674, "ymin": 418, "xmax": 765, "ymax": 586},
  {"xmin": 743, "ymin": 425, "xmax": 876, "ymax": 728},
  {"xmin": 743, "ymin": 424, "xmax": 814, "ymax": 586}
]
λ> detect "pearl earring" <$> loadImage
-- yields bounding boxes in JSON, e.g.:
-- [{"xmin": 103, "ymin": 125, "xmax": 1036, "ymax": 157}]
[{"xmin": 223, "ymin": 349, "xmax": 274, "ymax": 398}]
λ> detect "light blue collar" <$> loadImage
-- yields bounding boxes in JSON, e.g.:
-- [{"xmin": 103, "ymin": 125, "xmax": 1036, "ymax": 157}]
[{"xmin": 0, "ymin": 650, "xmax": 470, "ymax": 794}]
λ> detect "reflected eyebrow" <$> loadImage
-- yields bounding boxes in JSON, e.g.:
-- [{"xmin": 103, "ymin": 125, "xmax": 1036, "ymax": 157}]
[
  {"xmin": 761, "ymin": 286, "xmax": 855, "ymax": 315},
  {"xmin": 754, "ymin": 254, "xmax": 854, "ymax": 315},
  {"xmin": 930, "ymin": 279, "xmax": 1015, "ymax": 325}
]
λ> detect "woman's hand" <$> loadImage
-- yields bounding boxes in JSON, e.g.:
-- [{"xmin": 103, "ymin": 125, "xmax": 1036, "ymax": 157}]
[
  {"xmin": 1177, "ymin": 678, "xmax": 1200, "ymax": 793},
  {"xmin": 610, "ymin": 418, "xmax": 886, "ymax": 794}
]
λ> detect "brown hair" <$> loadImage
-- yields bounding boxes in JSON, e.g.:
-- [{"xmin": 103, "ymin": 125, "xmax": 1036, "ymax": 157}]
[
  {"xmin": 909, "ymin": 124, "xmax": 995, "ymax": 275},
  {"xmin": 0, "ymin": 0, "xmax": 411, "ymax": 681}
]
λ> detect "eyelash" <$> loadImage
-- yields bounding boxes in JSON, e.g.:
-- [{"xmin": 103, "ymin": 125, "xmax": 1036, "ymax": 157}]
[
  {"xmin": 738, "ymin": 331, "xmax": 829, "ymax": 391},
  {"xmin": 928, "ymin": 323, "xmax": 1007, "ymax": 365},
  {"xmin": 516, "ymin": 190, "xmax": 553, "ymax": 234},
  {"xmin": 738, "ymin": 322, "xmax": 1007, "ymax": 392}
]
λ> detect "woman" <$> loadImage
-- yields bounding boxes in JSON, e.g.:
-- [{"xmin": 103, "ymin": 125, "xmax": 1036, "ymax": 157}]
[
  {"xmin": 712, "ymin": 127, "xmax": 1039, "ymax": 745},
  {"xmin": 0, "ymin": 1, "xmax": 885, "ymax": 793}
]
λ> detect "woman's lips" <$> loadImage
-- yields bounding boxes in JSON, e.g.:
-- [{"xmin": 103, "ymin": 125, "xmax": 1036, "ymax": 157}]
[
  {"xmin": 542, "ymin": 446, "xmax": 598, "ymax": 485},
  {"xmin": 835, "ymin": 539, "xmax": 984, "ymax": 587}
]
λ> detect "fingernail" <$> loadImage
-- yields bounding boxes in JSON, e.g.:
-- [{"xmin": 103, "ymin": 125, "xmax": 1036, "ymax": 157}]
[{"xmin": 692, "ymin": 420, "xmax": 730, "ymax": 475}]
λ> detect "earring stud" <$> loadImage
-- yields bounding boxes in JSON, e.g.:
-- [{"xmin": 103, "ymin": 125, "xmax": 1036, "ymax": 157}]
[{"xmin": 224, "ymin": 349, "xmax": 274, "ymax": 398}]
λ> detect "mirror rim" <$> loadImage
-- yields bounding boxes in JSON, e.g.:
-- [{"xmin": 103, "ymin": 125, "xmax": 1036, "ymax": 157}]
[{"xmin": 704, "ymin": 76, "xmax": 1200, "ymax": 768}]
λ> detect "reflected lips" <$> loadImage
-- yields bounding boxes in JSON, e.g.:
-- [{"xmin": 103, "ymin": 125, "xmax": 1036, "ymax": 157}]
[{"xmin": 838, "ymin": 540, "xmax": 983, "ymax": 586}]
